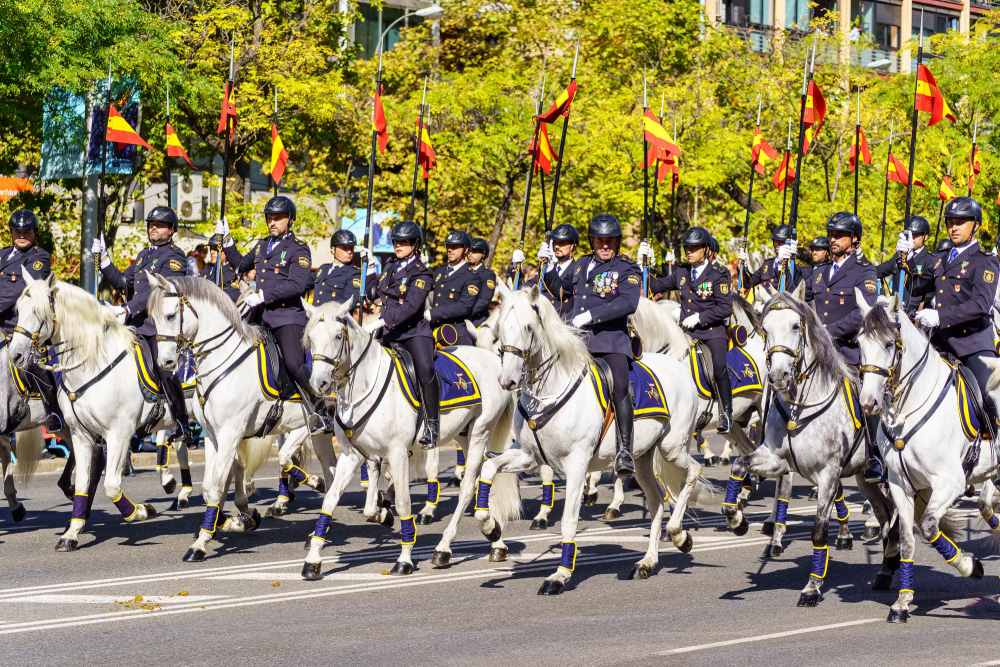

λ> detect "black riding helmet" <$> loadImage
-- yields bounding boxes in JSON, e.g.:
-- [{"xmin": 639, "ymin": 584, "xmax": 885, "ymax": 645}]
[
  {"xmin": 146, "ymin": 206, "xmax": 178, "ymax": 228},
  {"xmin": 208, "ymin": 233, "xmax": 220, "ymax": 248},
  {"xmin": 904, "ymin": 215, "xmax": 931, "ymax": 236},
  {"xmin": 771, "ymin": 224, "xmax": 793, "ymax": 242},
  {"xmin": 943, "ymin": 196, "xmax": 982, "ymax": 225},
  {"xmin": 550, "ymin": 223, "xmax": 581, "ymax": 245},
  {"xmin": 825, "ymin": 211, "xmax": 863, "ymax": 242},
  {"xmin": 263, "ymin": 195, "xmax": 297, "ymax": 221},
  {"xmin": 391, "ymin": 220, "xmax": 423, "ymax": 244},
  {"xmin": 9, "ymin": 209, "xmax": 38, "ymax": 230},
  {"xmin": 588, "ymin": 214, "xmax": 623, "ymax": 238},
  {"xmin": 469, "ymin": 237, "xmax": 490, "ymax": 257},
  {"xmin": 808, "ymin": 236, "xmax": 830, "ymax": 250},
  {"xmin": 444, "ymin": 230, "xmax": 473, "ymax": 248},
  {"xmin": 331, "ymin": 229, "xmax": 358, "ymax": 248},
  {"xmin": 680, "ymin": 226, "xmax": 712, "ymax": 246},
  {"xmin": 936, "ymin": 238, "xmax": 955, "ymax": 253},
  {"xmin": 708, "ymin": 235, "xmax": 720, "ymax": 256}
]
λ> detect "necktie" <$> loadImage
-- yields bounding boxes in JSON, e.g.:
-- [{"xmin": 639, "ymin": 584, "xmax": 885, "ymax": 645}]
[
  {"xmin": 948, "ymin": 248, "xmax": 959, "ymax": 264},
  {"xmin": 830, "ymin": 263, "xmax": 839, "ymax": 281}
]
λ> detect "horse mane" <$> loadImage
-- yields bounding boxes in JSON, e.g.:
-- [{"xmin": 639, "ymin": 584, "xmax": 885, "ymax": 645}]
[
  {"xmin": 731, "ymin": 292, "xmax": 761, "ymax": 333},
  {"xmin": 860, "ymin": 300, "xmax": 900, "ymax": 347},
  {"xmin": 302, "ymin": 299, "xmax": 357, "ymax": 349},
  {"xmin": 19, "ymin": 280, "xmax": 135, "ymax": 373},
  {"xmin": 147, "ymin": 276, "xmax": 260, "ymax": 346},
  {"xmin": 629, "ymin": 297, "xmax": 688, "ymax": 361},
  {"xmin": 500, "ymin": 289, "xmax": 590, "ymax": 375},
  {"xmin": 761, "ymin": 291, "xmax": 856, "ymax": 387}
]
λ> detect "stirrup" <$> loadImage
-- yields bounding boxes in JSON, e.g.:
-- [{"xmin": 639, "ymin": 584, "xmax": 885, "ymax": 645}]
[
  {"xmin": 717, "ymin": 411, "xmax": 734, "ymax": 435},
  {"xmin": 45, "ymin": 413, "xmax": 65, "ymax": 433},
  {"xmin": 614, "ymin": 449, "xmax": 635, "ymax": 477},
  {"xmin": 419, "ymin": 426, "xmax": 439, "ymax": 450},
  {"xmin": 863, "ymin": 457, "xmax": 884, "ymax": 484}
]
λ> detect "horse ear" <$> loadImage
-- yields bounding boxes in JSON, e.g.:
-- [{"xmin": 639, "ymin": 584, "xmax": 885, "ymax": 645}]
[
  {"xmin": 890, "ymin": 291, "xmax": 901, "ymax": 313},
  {"xmin": 302, "ymin": 298, "xmax": 316, "ymax": 318},
  {"xmin": 792, "ymin": 280, "xmax": 806, "ymax": 302},
  {"xmin": 47, "ymin": 271, "xmax": 57, "ymax": 288},
  {"xmin": 855, "ymin": 287, "xmax": 873, "ymax": 317},
  {"xmin": 21, "ymin": 266, "xmax": 35, "ymax": 286},
  {"xmin": 530, "ymin": 284, "xmax": 540, "ymax": 301}
]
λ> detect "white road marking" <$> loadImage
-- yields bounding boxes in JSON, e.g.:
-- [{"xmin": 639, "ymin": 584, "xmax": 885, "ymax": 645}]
[
  {"xmin": 659, "ymin": 618, "xmax": 883, "ymax": 655},
  {"xmin": 209, "ymin": 573, "xmax": 384, "ymax": 581},
  {"xmin": 0, "ymin": 594, "xmax": 225, "ymax": 605}
]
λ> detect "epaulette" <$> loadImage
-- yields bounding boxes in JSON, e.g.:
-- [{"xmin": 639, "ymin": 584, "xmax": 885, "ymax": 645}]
[
  {"xmin": 857, "ymin": 257, "xmax": 871, "ymax": 266},
  {"xmin": 295, "ymin": 238, "xmax": 309, "ymax": 247},
  {"xmin": 616, "ymin": 252, "xmax": 638, "ymax": 266},
  {"xmin": 170, "ymin": 244, "xmax": 181, "ymax": 251}
]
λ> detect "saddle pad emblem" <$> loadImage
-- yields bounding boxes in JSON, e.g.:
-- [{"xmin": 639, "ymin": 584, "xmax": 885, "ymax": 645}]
[
  {"xmin": 728, "ymin": 346, "xmax": 763, "ymax": 396},
  {"xmin": 628, "ymin": 361, "xmax": 670, "ymax": 421}
]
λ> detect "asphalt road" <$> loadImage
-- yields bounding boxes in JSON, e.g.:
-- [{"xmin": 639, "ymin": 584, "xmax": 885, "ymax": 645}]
[{"xmin": 2, "ymin": 433, "xmax": 1000, "ymax": 667}]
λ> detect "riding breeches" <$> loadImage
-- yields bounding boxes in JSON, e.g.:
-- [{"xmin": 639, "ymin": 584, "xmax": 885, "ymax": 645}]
[
  {"xmin": 401, "ymin": 336, "xmax": 435, "ymax": 385},
  {"xmin": 960, "ymin": 350, "xmax": 999, "ymax": 433},
  {"xmin": 270, "ymin": 324, "xmax": 312, "ymax": 391},
  {"xmin": 593, "ymin": 352, "xmax": 631, "ymax": 405},
  {"xmin": 139, "ymin": 333, "xmax": 189, "ymax": 423}
]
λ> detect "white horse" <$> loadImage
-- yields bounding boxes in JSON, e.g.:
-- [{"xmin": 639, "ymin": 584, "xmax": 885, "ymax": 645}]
[
  {"xmin": 483, "ymin": 285, "xmax": 706, "ymax": 594},
  {"xmin": 858, "ymin": 291, "xmax": 997, "ymax": 623},
  {"xmin": 723, "ymin": 284, "xmax": 894, "ymax": 606}
]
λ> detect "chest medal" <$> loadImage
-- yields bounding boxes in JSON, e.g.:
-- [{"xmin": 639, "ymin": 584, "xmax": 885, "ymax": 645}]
[
  {"xmin": 594, "ymin": 271, "xmax": 618, "ymax": 296},
  {"xmin": 695, "ymin": 282, "xmax": 714, "ymax": 298}
]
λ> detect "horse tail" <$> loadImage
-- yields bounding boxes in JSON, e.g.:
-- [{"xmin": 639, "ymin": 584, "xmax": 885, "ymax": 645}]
[
  {"xmin": 653, "ymin": 448, "xmax": 715, "ymax": 509},
  {"xmin": 486, "ymin": 393, "xmax": 521, "ymax": 524},
  {"xmin": 487, "ymin": 393, "xmax": 516, "ymax": 455},
  {"xmin": 14, "ymin": 427, "xmax": 44, "ymax": 486},
  {"xmin": 238, "ymin": 434, "xmax": 276, "ymax": 484},
  {"xmin": 409, "ymin": 445, "xmax": 427, "ymax": 482}
]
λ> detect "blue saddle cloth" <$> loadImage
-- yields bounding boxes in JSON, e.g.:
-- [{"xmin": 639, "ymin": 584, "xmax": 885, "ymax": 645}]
[
  {"xmin": 257, "ymin": 342, "xmax": 302, "ymax": 402},
  {"xmin": 629, "ymin": 360, "xmax": 670, "ymax": 420},
  {"xmin": 397, "ymin": 348, "xmax": 482, "ymax": 413},
  {"xmin": 8, "ymin": 359, "xmax": 39, "ymax": 399},
  {"xmin": 839, "ymin": 378, "xmax": 862, "ymax": 432},
  {"xmin": 727, "ymin": 346, "xmax": 763, "ymax": 395},
  {"xmin": 955, "ymin": 369, "xmax": 992, "ymax": 441}
]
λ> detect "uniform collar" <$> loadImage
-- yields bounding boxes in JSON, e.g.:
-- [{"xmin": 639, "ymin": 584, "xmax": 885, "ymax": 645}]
[
  {"xmin": 448, "ymin": 260, "xmax": 467, "ymax": 274},
  {"xmin": 950, "ymin": 239, "xmax": 977, "ymax": 261}
]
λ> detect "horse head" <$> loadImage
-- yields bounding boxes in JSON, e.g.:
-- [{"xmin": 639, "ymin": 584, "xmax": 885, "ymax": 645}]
[
  {"xmin": 147, "ymin": 273, "xmax": 199, "ymax": 373},
  {"xmin": 9, "ymin": 268, "xmax": 58, "ymax": 369},
  {"xmin": 761, "ymin": 281, "xmax": 808, "ymax": 397},
  {"xmin": 856, "ymin": 289, "xmax": 905, "ymax": 416},
  {"xmin": 302, "ymin": 297, "xmax": 357, "ymax": 397},
  {"xmin": 496, "ymin": 286, "xmax": 547, "ymax": 391}
]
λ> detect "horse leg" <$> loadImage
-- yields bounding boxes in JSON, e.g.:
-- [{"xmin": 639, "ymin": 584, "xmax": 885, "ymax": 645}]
[
  {"xmin": 762, "ymin": 472, "xmax": 793, "ymax": 558},
  {"xmin": 433, "ymin": 432, "xmax": 491, "ymax": 566},
  {"xmin": 360, "ymin": 457, "xmax": 392, "ymax": 528},
  {"xmin": 450, "ymin": 443, "xmax": 466, "ymax": 487},
  {"xmin": 416, "ymin": 446, "xmax": 440, "ymax": 526},
  {"xmin": 856, "ymin": 476, "xmax": 897, "ymax": 589},
  {"xmin": 302, "ymin": 448, "xmax": 363, "ymax": 579},
  {"xmin": 155, "ymin": 430, "xmax": 177, "ymax": 495},
  {"xmin": 0, "ymin": 435, "xmax": 24, "ymax": 522},
  {"xmin": 833, "ymin": 484, "xmax": 854, "ymax": 550},
  {"xmin": 57, "ymin": 448, "xmax": 75, "ymax": 499},
  {"xmin": 919, "ymin": 482, "xmax": 982, "ymax": 579},
  {"xmin": 387, "ymin": 446, "xmax": 416, "ymax": 575},
  {"xmin": 582, "ymin": 471, "xmax": 600, "ymax": 506},
  {"xmin": 657, "ymin": 432, "xmax": 701, "ymax": 552},
  {"xmin": 183, "ymin": 429, "xmax": 237, "ymax": 562},
  {"xmin": 268, "ymin": 430, "xmax": 306, "ymax": 518},
  {"xmin": 530, "ymin": 464, "xmax": 555, "ymax": 529},
  {"xmin": 797, "ymin": 473, "xmax": 838, "ymax": 607},
  {"xmin": 723, "ymin": 450, "xmax": 787, "ymax": 535},
  {"xmin": 173, "ymin": 436, "xmax": 194, "ymax": 510},
  {"xmin": 56, "ymin": 436, "xmax": 98, "ymax": 552},
  {"xmin": 312, "ymin": 433, "xmax": 337, "ymax": 491},
  {"xmin": 602, "ymin": 475, "xmax": 625, "ymax": 521},
  {"xmin": 629, "ymin": 451, "xmax": 667, "ymax": 579},
  {"xmin": 719, "ymin": 439, "xmax": 733, "ymax": 466},
  {"xmin": 537, "ymin": 458, "xmax": 587, "ymax": 595},
  {"xmin": 282, "ymin": 434, "xmax": 325, "ymax": 495},
  {"xmin": 219, "ymin": 458, "xmax": 260, "ymax": 533},
  {"xmin": 978, "ymin": 479, "xmax": 1000, "ymax": 531},
  {"xmin": 473, "ymin": 447, "xmax": 535, "ymax": 553},
  {"xmin": 885, "ymin": 484, "xmax": 915, "ymax": 622},
  {"xmin": 105, "ymin": 431, "xmax": 155, "ymax": 522}
]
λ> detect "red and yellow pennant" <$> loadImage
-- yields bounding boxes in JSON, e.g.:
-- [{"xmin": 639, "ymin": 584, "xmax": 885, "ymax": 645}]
[
  {"xmin": 373, "ymin": 84, "xmax": 388, "ymax": 154},
  {"xmin": 772, "ymin": 153, "xmax": 796, "ymax": 191},
  {"xmin": 887, "ymin": 153, "xmax": 926, "ymax": 188},
  {"xmin": 537, "ymin": 81, "xmax": 578, "ymax": 124},
  {"xmin": 165, "ymin": 124, "xmax": 195, "ymax": 168},
  {"xmin": 849, "ymin": 127, "xmax": 872, "ymax": 172},
  {"xmin": 417, "ymin": 122, "xmax": 436, "ymax": 178},
  {"xmin": 915, "ymin": 65, "xmax": 956, "ymax": 127},
  {"xmin": 106, "ymin": 105, "xmax": 152, "ymax": 151},
  {"xmin": 939, "ymin": 175, "xmax": 956, "ymax": 201},
  {"xmin": 751, "ymin": 127, "xmax": 778, "ymax": 175},
  {"xmin": 270, "ymin": 125, "xmax": 289, "ymax": 185},
  {"xmin": 643, "ymin": 109, "xmax": 680, "ymax": 157},
  {"xmin": 216, "ymin": 82, "xmax": 239, "ymax": 139},
  {"xmin": 968, "ymin": 146, "xmax": 981, "ymax": 193},
  {"xmin": 659, "ymin": 152, "xmax": 679, "ymax": 186},
  {"xmin": 533, "ymin": 122, "xmax": 558, "ymax": 175},
  {"xmin": 801, "ymin": 81, "xmax": 826, "ymax": 155}
]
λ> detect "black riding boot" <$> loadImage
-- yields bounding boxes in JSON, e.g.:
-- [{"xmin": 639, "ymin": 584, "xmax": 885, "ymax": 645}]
[
  {"xmin": 30, "ymin": 366, "xmax": 64, "ymax": 432},
  {"xmin": 862, "ymin": 414, "xmax": 884, "ymax": 483},
  {"xmin": 161, "ymin": 373, "xmax": 193, "ymax": 445},
  {"xmin": 309, "ymin": 392, "xmax": 335, "ymax": 436},
  {"xmin": 419, "ymin": 375, "xmax": 441, "ymax": 450},
  {"xmin": 613, "ymin": 393, "xmax": 635, "ymax": 477},
  {"xmin": 715, "ymin": 371, "xmax": 734, "ymax": 435}
]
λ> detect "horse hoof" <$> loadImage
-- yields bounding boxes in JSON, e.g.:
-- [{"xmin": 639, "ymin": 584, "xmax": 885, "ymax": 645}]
[
  {"xmin": 529, "ymin": 518, "xmax": 548, "ymax": 531},
  {"xmin": 389, "ymin": 561, "xmax": 413, "ymax": 576},
  {"xmin": 484, "ymin": 523, "xmax": 503, "ymax": 543},
  {"xmin": 448, "ymin": 477, "xmax": 461, "ymax": 488},
  {"xmin": 971, "ymin": 558, "xmax": 985, "ymax": 580},
  {"xmin": 537, "ymin": 579, "xmax": 564, "ymax": 595},
  {"xmin": 379, "ymin": 511, "xmax": 394, "ymax": 529},
  {"xmin": 677, "ymin": 532, "xmax": 694, "ymax": 554},
  {"xmin": 169, "ymin": 499, "xmax": 180, "ymax": 511},
  {"xmin": 583, "ymin": 492, "xmax": 597, "ymax": 507},
  {"xmin": 55, "ymin": 538, "xmax": 77, "ymax": 552},
  {"xmin": 862, "ymin": 500, "xmax": 873, "ymax": 515},
  {"xmin": 733, "ymin": 517, "xmax": 749, "ymax": 537},
  {"xmin": 807, "ymin": 488, "xmax": 819, "ymax": 501},
  {"xmin": 862, "ymin": 526, "xmax": 880, "ymax": 540},
  {"xmin": 302, "ymin": 562, "xmax": 322, "ymax": 580},
  {"xmin": 872, "ymin": 572, "xmax": 894, "ymax": 590},
  {"xmin": 265, "ymin": 505, "xmax": 285, "ymax": 518},
  {"xmin": 602, "ymin": 508, "xmax": 621, "ymax": 521},
  {"xmin": 183, "ymin": 548, "xmax": 206, "ymax": 563},
  {"xmin": 163, "ymin": 478, "xmax": 177, "ymax": 495},
  {"xmin": 249, "ymin": 509, "xmax": 261, "ymax": 531},
  {"xmin": 489, "ymin": 547, "xmax": 508, "ymax": 562},
  {"xmin": 761, "ymin": 521, "xmax": 775, "ymax": 536},
  {"xmin": 378, "ymin": 492, "xmax": 392, "ymax": 510},
  {"xmin": 314, "ymin": 478, "xmax": 327, "ymax": 493},
  {"xmin": 762, "ymin": 544, "xmax": 783, "ymax": 558},
  {"xmin": 836, "ymin": 537, "xmax": 853, "ymax": 551},
  {"xmin": 11, "ymin": 503, "xmax": 25, "ymax": 523},
  {"xmin": 965, "ymin": 485, "xmax": 976, "ymax": 498},
  {"xmin": 431, "ymin": 550, "xmax": 451, "ymax": 567},
  {"xmin": 721, "ymin": 458, "xmax": 730, "ymax": 465},
  {"xmin": 141, "ymin": 504, "xmax": 157, "ymax": 519},
  {"xmin": 416, "ymin": 514, "xmax": 434, "ymax": 526},
  {"xmin": 887, "ymin": 608, "xmax": 909, "ymax": 623},
  {"xmin": 703, "ymin": 456, "xmax": 716, "ymax": 467},
  {"xmin": 59, "ymin": 486, "xmax": 73, "ymax": 502},
  {"xmin": 796, "ymin": 591, "xmax": 820, "ymax": 607},
  {"xmin": 629, "ymin": 563, "xmax": 651, "ymax": 580}
]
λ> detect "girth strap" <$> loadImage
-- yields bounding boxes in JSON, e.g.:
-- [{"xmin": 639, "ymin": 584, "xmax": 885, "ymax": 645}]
[
  {"xmin": 197, "ymin": 344, "xmax": 257, "ymax": 406},
  {"xmin": 61, "ymin": 350, "xmax": 128, "ymax": 402}
]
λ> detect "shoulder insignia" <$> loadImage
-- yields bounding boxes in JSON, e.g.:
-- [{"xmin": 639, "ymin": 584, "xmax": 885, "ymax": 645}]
[
  {"xmin": 170, "ymin": 244, "xmax": 180, "ymax": 251},
  {"xmin": 298, "ymin": 257, "xmax": 310, "ymax": 268},
  {"xmin": 468, "ymin": 284, "xmax": 479, "ymax": 295},
  {"xmin": 414, "ymin": 278, "xmax": 426, "ymax": 290},
  {"xmin": 487, "ymin": 280, "xmax": 496, "ymax": 289},
  {"xmin": 574, "ymin": 266, "xmax": 581, "ymax": 275},
  {"xmin": 985, "ymin": 270, "xmax": 996, "ymax": 284},
  {"xmin": 626, "ymin": 274, "xmax": 640, "ymax": 285},
  {"xmin": 680, "ymin": 276, "xmax": 686, "ymax": 286},
  {"xmin": 720, "ymin": 283, "xmax": 729, "ymax": 294},
  {"xmin": 353, "ymin": 278, "xmax": 361, "ymax": 288},
  {"xmin": 169, "ymin": 259, "xmax": 182, "ymax": 271},
  {"xmin": 32, "ymin": 261, "xmax": 42, "ymax": 271},
  {"xmin": 255, "ymin": 245, "xmax": 261, "ymax": 255},
  {"xmin": 864, "ymin": 280, "xmax": 876, "ymax": 292}
]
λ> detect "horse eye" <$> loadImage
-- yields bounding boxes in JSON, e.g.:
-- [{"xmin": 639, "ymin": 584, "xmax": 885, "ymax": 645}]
[
  {"xmin": 791, "ymin": 323, "xmax": 799, "ymax": 331},
  {"xmin": 166, "ymin": 313, "xmax": 176, "ymax": 321}
]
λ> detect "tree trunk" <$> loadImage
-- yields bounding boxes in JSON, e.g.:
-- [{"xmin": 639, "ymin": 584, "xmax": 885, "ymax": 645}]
[
  {"xmin": 485, "ymin": 177, "xmax": 515, "ymax": 271},
  {"xmin": 721, "ymin": 178, "xmax": 765, "ymax": 214}
]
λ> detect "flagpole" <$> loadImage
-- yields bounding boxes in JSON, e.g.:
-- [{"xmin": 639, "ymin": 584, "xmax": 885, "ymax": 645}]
[
  {"xmin": 419, "ymin": 105, "xmax": 431, "ymax": 261},
  {"xmin": 273, "ymin": 86, "xmax": 279, "ymax": 197},
  {"xmin": 933, "ymin": 150, "xmax": 954, "ymax": 247},
  {"xmin": 537, "ymin": 73, "xmax": 549, "ymax": 230},
  {"xmin": 903, "ymin": 9, "xmax": 924, "ymax": 222},
  {"xmin": 738, "ymin": 90, "xmax": 763, "ymax": 293},
  {"xmin": 539, "ymin": 32, "xmax": 581, "ymax": 284},
  {"xmin": 358, "ymin": 42, "xmax": 385, "ymax": 318},
  {"xmin": 166, "ymin": 82, "xmax": 172, "ymax": 214},
  {"xmin": 409, "ymin": 77, "xmax": 427, "ymax": 221},
  {"xmin": 668, "ymin": 116, "xmax": 677, "ymax": 277},
  {"xmin": 218, "ymin": 35, "xmax": 234, "ymax": 289},
  {"xmin": 878, "ymin": 118, "xmax": 896, "ymax": 295},
  {"xmin": 787, "ymin": 41, "xmax": 815, "ymax": 237},
  {"xmin": 95, "ymin": 57, "xmax": 113, "ymax": 298},
  {"xmin": 853, "ymin": 86, "xmax": 861, "ymax": 215},
  {"xmin": 649, "ymin": 91, "xmax": 665, "ymax": 287},
  {"xmin": 513, "ymin": 68, "xmax": 545, "ymax": 290},
  {"xmin": 780, "ymin": 118, "xmax": 791, "ymax": 227},
  {"xmin": 641, "ymin": 68, "xmax": 650, "ymax": 296},
  {"xmin": 968, "ymin": 109, "xmax": 979, "ymax": 196}
]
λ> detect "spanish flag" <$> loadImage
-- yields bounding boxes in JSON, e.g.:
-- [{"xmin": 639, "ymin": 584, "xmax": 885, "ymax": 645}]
[
  {"xmin": 751, "ymin": 127, "xmax": 779, "ymax": 175},
  {"xmin": 106, "ymin": 105, "xmax": 153, "ymax": 151},
  {"xmin": 772, "ymin": 153, "xmax": 796, "ymax": 191},
  {"xmin": 939, "ymin": 175, "xmax": 956, "ymax": 201},
  {"xmin": 417, "ymin": 122, "xmax": 436, "ymax": 178},
  {"xmin": 968, "ymin": 146, "xmax": 981, "ymax": 193},
  {"xmin": 801, "ymin": 81, "xmax": 826, "ymax": 155},
  {"xmin": 533, "ymin": 122, "xmax": 558, "ymax": 175},
  {"xmin": 166, "ymin": 124, "xmax": 195, "ymax": 168},
  {"xmin": 887, "ymin": 153, "xmax": 926, "ymax": 188},
  {"xmin": 270, "ymin": 125, "xmax": 289, "ymax": 185},
  {"xmin": 643, "ymin": 109, "xmax": 681, "ymax": 156},
  {"xmin": 373, "ymin": 84, "xmax": 388, "ymax": 154},
  {"xmin": 915, "ymin": 65, "xmax": 956, "ymax": 127},
  {"xmin": 537, "ymin": 81, "xmax": 577, "ymax": 124},
  {"xmin": 659, "ymin": 152, "xmax": 679, "ymax": 186},
  {"xmin": 848, "ymin": 127, "xmax": 872, "ymax": 172},
  {"xmin": 216, "ymin": 82, "xmax": 239, "ymax": 136}
]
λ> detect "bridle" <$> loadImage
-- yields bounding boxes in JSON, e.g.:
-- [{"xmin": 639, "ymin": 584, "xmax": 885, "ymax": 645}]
[
  {"xmin": 763, "ymin": 302, "xmax": 811, "ymax": 384},
  {"xmin": 154, "ymin": 286, "xmax": 237, "ymax": 363},
  {"xmin": 498, "ymin": 307, "xmax": 556, "ymax": 388},
  {"xmin": 858, "ymin": 315, "xmax": 934, "ymax": 424},
  {"xmin": 310, "ymin": 315, "xmax": 374, "ymax": 388},
  {"xmin": 13, "ymin": 287, "xmax": 55, "ymax": 356}
]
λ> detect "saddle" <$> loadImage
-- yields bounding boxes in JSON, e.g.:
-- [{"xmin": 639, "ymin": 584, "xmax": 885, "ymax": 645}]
[
  {"xmin": 260, "ymin": 329, "xmax": 299, "ymax": 401},
  {"xmin": 133, "ymin": 337, "xmax": 161, "ymax": 403},
  {"xmin": 690, "ymin": 340, "xmax": 718, "ymax": 400},
  {"xmin": 389, "ymin": 343, "xmax": 420, "ymax": 394},
  {"xmin": 590, "ymin": 357, "xmax": 617, "ymax": 444}
]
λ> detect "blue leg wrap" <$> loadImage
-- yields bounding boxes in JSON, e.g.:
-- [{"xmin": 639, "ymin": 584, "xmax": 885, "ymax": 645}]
[
  {"xmin": 156, "ymin": 444, "xmax": 169, "ymax": 468},
  {"xmin": 426, "ymin": 479, "xmax": 440, "ymax": 505},
  {"xmin": 201, "ymin": 505, "xmax": 221, "ymax": 534},
  {"xmin": 775, "ymin": 498, "xmax": 789, "ymax": 526},
  {"xmin": 312, "ymin": 511, "xmax": 333, "ymax": 541},
  {"xmin": 898, "ymin": 559, "xmax": 914, "ymax": 594},
  {"xmin": 277, "ymin": 476, "xmax": 292, "ymax": 501},
  {"xmin": 930, "ymin": 531, "xmax": 959, "ymax": 563},
  {"xmin": 741, "ymin": 474, "xmax": 752, "ymax": 490},
  {"xmin": 811, "ymin": 546, "xmax": 829, "ymax": 579},
  {"xmin": 475, "ymin": 478, "xmax": 492, "ymax": 512},
  {"xmin": 285, "ymin": 465, "xmax": 308, "ymax": 484},
  {"xmin": 72, "ymin": 494, "xmax": 88, "ymax": 521},
  {"xmin": 834, "ymin": 493, "xmax": 850, "ymax": 522},
  {"xmin": 456, "ymin": 448, "xmax": 466, "ymax": 467},
  {"xmin": 112, "ymin": 492, "xmax": 138, "ymax": 520},
  {"xmin": 180, "ymin": 467, "xmax": 193, "ymax": 489},
  {"xmin": 360, "ymin": 462, "xmax": 369, "ymax": 482},
  {"xmin": 541, "ymin": 482, "xmax": 554, "ymax": 508},
  {"xmin": 987, "ymin": 509, "xmax": 1000, "ymax": 531},
  {"xmin": 559, "ymin": 541, "xmax": 577, "ymax": 572},
  {"xmin": 400, "ymin": 515, "xmax": 417, "ymax": 545},
  {"xmin": 723, "ymin": 475, "xmax": 743, "ymax": 507}
]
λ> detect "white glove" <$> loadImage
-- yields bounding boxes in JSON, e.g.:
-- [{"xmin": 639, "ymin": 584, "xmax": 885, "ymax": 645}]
[
  {"xmin": 512, "ymin": 249, "xmax": 526, "ymax": 264},
  {"xmin": 424, "ymin": 308, "xmax": 432, "ymax": 322},
  {"xmin": 216, "ymin": 217, "xmax": 234, "ymax": 248},
  {"xmin": 665, "ymin": 249, "xmax": 675, "ymax": 263},
  {"xmin": 363, "ymin": 317, "xmax": 385, "ymax": 334},
  {"xmin": 788, "ymin": 239, "xmax": 798, "ymax": 254},
  {"xmin": 914, "ymin": 309, "xmax": 940, "ymax": 328},
  {"xmin": 637, "ymin": 241, "xmax": 654, "ymax": 265},
  {"xmin": 419, "ymin": 249, "xmax": 430, "ymax": 265},
  {"xmin": 738, "ymin": 247, "xmax": 749, "ymax": 264},
  {"xmin": 111, "ymin": 305, "xmax": 126, "ymax": 317},
  {"xmin": 777, "ymin": 244, "xmax": 795, "ymax": 261},
  {"xmin": 91, "ymin": 235, "xmax": 110, "ymax": 267},
  {"xmin": 536, "ymin": 242, "xmax": 554, "ymax": 263},
  {"xmin": 571, "ymin": 311, "xmax": 592, "ymax": 328},
  {"xmin": 242, "ymin": 291, "xmax": 264, "ymax": 308},
  {"xmin": 681, "ymin": 313, "xmax": 700, "ymax": 329},
  {"xmin": 896, "ymin": 232, "xmax": 914, "ymax": 259},
  {"xmin": 359, "ymin": 247, "xmax": 371, "ymax": 263}
]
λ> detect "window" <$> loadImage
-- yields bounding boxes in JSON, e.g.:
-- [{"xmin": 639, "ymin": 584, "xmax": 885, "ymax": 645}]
[
  {"xmin": 912, "ymin": 8, "xmax": 958, "ymax": 39},
  {"xmin": 858, "ymin": 2, "xmax": 900, "ymax": 50},
  {"xmin": 354, "ymin": 3, "xmax": 424, "ymax": 60}
]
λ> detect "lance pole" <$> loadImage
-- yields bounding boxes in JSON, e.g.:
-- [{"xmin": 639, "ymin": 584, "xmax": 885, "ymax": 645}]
[
  {"xmin": 877, "ymin": 118, "xmax": 896, "ymax": 295},
  {"xmin": 738, "ymin": 90, "xmax": 763, "ymax": 292},
  {"xmin": 273, "ymin": 86, "xmax": 279, "ymax": 196},
  {"xmin": 513, "ymin": 66, "xmax": 546, "ymax": 290},
  {"xmin": 853, "ymin": 86, "xmax": 861, "ymax": 215},
  {"xmin": 933, "ymin": 150, "xmax": 954, "ymax": 247},
  {"xmin": 357, "ymin": 39, "xmax": 385, "ymax": 318},
  {"xmin": 641, "ymin": 67, "xmax": 650, "ymax": 296},
  {"xmin": 787, "ymin": 41, "xmax": 815, "ymax": 233},
  {"xmin": 903, "ymin": 9, "xmax": 924, "ymax": 221},
  {"xmin": 780, "ymin": 118, "xmax": 791, "ymax": 226},
  {"xmin": 409, "ymin": 77, "xmax": 427, "ymax": 220},
  {"xmin": 968, "ymin": 109, "xmax": 979, "ymax": 197},
  {"xmin": 166, "ymin": 82, "xmax": 172, "ymax": 213},
  {"xmin": 218, "ymin": 34, "xmax": 234, "ymax": 288},
  {"xmin": 96, "ymin": 57, "xmax": 113, "ymax": 298},
  {"xmin": 668, "ymin": 115, "xmax": 677, "ymax": 277}
]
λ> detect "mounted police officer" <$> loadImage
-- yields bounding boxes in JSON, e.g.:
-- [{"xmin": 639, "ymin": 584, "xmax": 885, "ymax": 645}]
[
  {"xmin": 363, "ymin": 220, "xmax": 440, "ymax": 448},
  {"xmin": 308, "ymin": 229, "xmax": 376, "ymax": 307},
  {"xmin": 514, "ymin": 223, "xmax": 581, "ymax": 317},
  {"xmin": 215, "ymin": 196, "xmax": 334, "ymax": 435},
  {"xmin": 0, "ymin": 210, "xmax": 64, "ymax": 431},
  {"xmin": 737, "ymin": 224, "xmax": 802, "ymax": 291},
  {"xmin": 802, "ymin": 211, "xmax": 880, "ymax": 481},
  {"xmin": 201, "ymin": 234, "xmax": 241, "ymax": 302},
  {"xmin": 799, "ymin": 236, "xmax": 830, "ymax": 283},
  {"xmin": 877, "ymin": 215, "xmax": 933, "ymax": 313},
  {"xmin": 427, "ymin": 230, "xmax": 482, "ymax": 347},
  {"xmin": 93, "ymin": 206, "xmax": 193, "ymax": 442},
  {"xmin": 639, "ymin": 227, "xmax": 736, "ymax": 433},
  {"xmin": 909, "ymin": 195, "xmax": 1000, "ymax": 447},
  {"xmin": 467, "ymin": 238, "xmax": 497, "ymax": 326},
  {"xmin": 567, "ymin": 214, "xmax": 641, "ymax": 476}
]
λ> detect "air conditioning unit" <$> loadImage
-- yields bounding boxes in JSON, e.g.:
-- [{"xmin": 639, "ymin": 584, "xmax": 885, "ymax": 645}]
[{"xmin": 177, "ymin": 174, "xmax": 203, "ymax": 222}]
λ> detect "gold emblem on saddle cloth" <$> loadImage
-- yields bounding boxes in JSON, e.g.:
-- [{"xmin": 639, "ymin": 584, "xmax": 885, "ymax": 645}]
[{"xmin": 894, "ymin": 438, "xmax": 905, "ymax": 450}]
